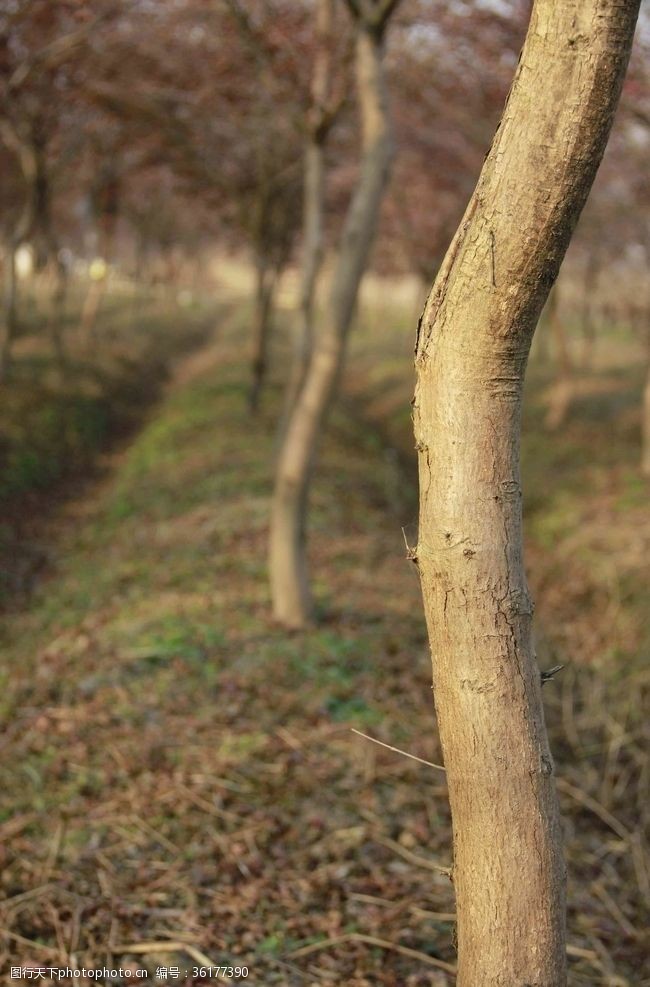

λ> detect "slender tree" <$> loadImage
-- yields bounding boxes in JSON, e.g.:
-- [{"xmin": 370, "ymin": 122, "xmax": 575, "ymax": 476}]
[
  {"xmin": 269, "ymin": 0, "xmax": 399, "ymax": 628},
  {"xmin": 247, "ymin": 169, "xmax": 299, "ymax": 413},
  {"xmin": 411, "ymin": 1, "xmax": 640, "ymax": 983},
  {"xmin": 281, "ymin": 0, "xmax": 342, "ymax": 421},
  {"xmin": 0, "ymin": 119, "xmax": 42, "ymax": 380}
]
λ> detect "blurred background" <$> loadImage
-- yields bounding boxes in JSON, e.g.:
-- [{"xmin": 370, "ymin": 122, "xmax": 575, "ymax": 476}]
[{"xmin": 0, "ymin": 2, "xmax": 649, "ymax": 985}]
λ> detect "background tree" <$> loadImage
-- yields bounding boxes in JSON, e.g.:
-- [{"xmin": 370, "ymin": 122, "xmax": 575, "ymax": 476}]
[
  {"xmin": 281, "ymin": 0, "xmax": 349, "ymax": 423},
  {"xmin": 269, "ymin": 0, "xmax": 401, "ymax": 628}
]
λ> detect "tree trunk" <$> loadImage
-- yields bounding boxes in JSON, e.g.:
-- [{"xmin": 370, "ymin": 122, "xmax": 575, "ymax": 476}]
[
  {"xmin": 282, "ymin": 138, "xmax": 326, "ymax": 421},
  {"xmin": 282, "ymin": 0, "xmax": 333, "ymax": 423},
  {"xmin": 0, "ymin": 244, "xmax": 19, "ymax": 382},
  {"xmin": 412, "ymin": 2, "xmax": 639, "ymax": 984},
  {"xmin": 249, "ymin": 254, "xmax": 277, "ymax": 414},
  {"xmin": 0, "ymin": 124, "xmax": 46, "ymax": 379},
  {"xmin": 269, "ymin": 19, "xmax": 394, "ymax": 627}
]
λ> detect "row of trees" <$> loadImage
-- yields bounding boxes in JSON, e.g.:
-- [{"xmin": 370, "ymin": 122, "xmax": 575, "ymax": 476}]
[{"xmin": 2, "ymin": 2, "xmax": 648, "ymax": 387}]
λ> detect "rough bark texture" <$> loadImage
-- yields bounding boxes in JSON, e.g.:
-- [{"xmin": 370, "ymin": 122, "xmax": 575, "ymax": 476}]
[
  {"xmin": 270, "ymin": 16, "xmax": 394, "ymax": 627},
  {"xmin": 412, "ymin": 2, "xmax": 640, "ymax": 984}
]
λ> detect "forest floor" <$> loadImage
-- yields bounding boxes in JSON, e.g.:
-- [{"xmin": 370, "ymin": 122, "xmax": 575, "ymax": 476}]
[{"xmin": 1, "ymin": 300, "xmax": 648, "ymax": 986}]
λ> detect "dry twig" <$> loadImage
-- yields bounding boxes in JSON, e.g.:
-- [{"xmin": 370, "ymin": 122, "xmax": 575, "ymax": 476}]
[
  {"xmin": 351, "ymin": 728, "xmax": 445, "ymax": 771},
  {"xmin": 288, "ymin": 932, "xmax": 457, "ymax": 975}
]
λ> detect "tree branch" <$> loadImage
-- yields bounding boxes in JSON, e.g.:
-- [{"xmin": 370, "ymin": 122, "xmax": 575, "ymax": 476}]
[{"xmin": 7, "ymin": 5, "xmax": 120, "ymax": 93}]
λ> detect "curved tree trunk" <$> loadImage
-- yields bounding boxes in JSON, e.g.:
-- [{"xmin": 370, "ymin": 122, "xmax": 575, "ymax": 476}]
[
  {"xmin": 412, "ymin": 1, "xmax": 639, "ymax": 983},
  {"xmin": 282, "ymin": 135, "xmax": 326, "ymax": 424},
  {"xmin": 269, "ymin": 15, "xmax": 395, "ymax": 628}
]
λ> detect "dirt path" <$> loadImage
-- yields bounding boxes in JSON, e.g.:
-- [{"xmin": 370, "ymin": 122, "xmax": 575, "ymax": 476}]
[{"xmin": 0, "ymin": 306, "xmax": 230, "ymax": 613}]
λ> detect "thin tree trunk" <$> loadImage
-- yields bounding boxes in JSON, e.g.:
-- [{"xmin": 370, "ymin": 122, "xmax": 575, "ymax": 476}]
[
  {"xmin": 0, "ymin": 244, "xmax": 19, "ymax": 382},
  {"xmin": 412, "ymin": 2, "xmax": 639, "ymax": 983},
  {"xmin": 249, "ymin": 255, "xmax": 277, "ymax": 414},
  {"xmin": 283, "ymin": 138, "xmax": 326, "ymax": 420},
  {"xmin": 282, "ymin": 0, "xmax": 333, "ymax": 423},
  {"xmin": 0, "ymin": 122, "xmax": 36, "ymax": 381},
  {"xmin": 269, "ymin": 15, "xmax": 395, "ymax": 627},
  {"xmin": 545, "ymin": 283, "xmax": 574, "ymax": 430}
]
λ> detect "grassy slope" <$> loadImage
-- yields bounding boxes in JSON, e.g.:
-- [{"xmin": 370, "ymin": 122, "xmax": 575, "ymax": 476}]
[
  {"xmin": 0, "ymin": 285, "xmax": 217, "ymax": 603},
  {"xmin": 0, "ymin": 307, "xmax": 648, "ymax": 986}
]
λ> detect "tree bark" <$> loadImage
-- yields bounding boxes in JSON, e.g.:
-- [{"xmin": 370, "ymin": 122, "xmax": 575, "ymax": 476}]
[
  {"xmin": 269, "ymin": 14, "xmax": 395, "ymax": 627},
  {"xmin": 412, "ymin": 2, "xmax": 639, "ymax": 984}
]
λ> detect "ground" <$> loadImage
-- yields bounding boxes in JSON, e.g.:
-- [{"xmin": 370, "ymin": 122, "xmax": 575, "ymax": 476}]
[{"xmin": 0, "ymin": 297, "xmax": 648, "ymax": 986}]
